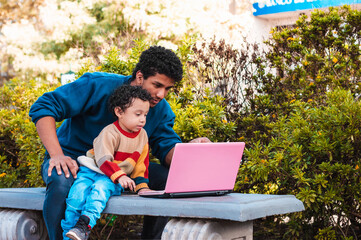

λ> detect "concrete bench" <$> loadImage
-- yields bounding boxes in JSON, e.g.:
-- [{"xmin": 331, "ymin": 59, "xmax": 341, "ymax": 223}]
[{"xmin": 0, "ymin": 187, "xmax": 304, "ymax": 240}]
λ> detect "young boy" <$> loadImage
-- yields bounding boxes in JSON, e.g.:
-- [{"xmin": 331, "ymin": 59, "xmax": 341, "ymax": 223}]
[{"xmin": 61, "ymin": 85, "xmax": 153, "ymax": 240}]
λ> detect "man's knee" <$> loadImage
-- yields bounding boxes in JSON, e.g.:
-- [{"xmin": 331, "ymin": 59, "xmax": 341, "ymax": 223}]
[{"xmin": 45, "ymin": 173, "xmax": 75, "ymax": 198}]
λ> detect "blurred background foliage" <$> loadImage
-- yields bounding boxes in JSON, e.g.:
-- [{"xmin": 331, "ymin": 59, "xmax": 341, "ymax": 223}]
[
  {"xmin": 0, "ymin": 0, "xmax": 45, "ymax": 25},
  {"xmin": 0, "ymin": 2, "xmax": 361, "ymax": 239}
]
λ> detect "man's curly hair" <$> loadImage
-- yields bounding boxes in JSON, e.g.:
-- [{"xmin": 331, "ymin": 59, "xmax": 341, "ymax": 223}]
[
  {"xmin": 108, "ymin": 85, "xmax": 152, "ymax": 116},
  {"xmin": 131, "ymin": 46, "xmax": 183, "ymax": 83}
]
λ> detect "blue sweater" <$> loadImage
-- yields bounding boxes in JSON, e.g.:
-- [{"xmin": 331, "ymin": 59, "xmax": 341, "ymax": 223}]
[{"xmin": 29, "ymin": 72, "xmax": 181, "ymax": 165}]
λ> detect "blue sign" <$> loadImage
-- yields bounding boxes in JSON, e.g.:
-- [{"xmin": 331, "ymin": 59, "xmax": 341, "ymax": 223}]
[
  {"xmin": 253, "ymin": 0, "xmax": 361, "ymax": 16},
  {"xmin": 61, "ymin": 70, "xmax": 76, "ymax": 85}
]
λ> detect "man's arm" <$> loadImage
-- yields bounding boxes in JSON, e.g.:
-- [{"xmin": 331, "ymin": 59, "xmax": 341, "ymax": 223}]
[
  {"xmin": 36, "ymin": 116, "xmax": 78, "ymax": 178},
  {"xmin": 164, "ymin": 137, "xmax": 211, "ymax": 166}
]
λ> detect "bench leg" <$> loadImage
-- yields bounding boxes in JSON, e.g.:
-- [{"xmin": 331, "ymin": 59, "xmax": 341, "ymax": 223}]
[
  {"xmin": 0, "ymin": 209, "xmax": 48, "ymax": 240},
  {"xmin": 162, "ymin": 218, "xmax": 253, "ymax": 240}
]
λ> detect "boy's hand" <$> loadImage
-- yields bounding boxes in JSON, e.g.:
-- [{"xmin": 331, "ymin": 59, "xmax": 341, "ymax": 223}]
[{"xmin": 118, "ymin": 176, "xmax": 136, "ymax": 191}]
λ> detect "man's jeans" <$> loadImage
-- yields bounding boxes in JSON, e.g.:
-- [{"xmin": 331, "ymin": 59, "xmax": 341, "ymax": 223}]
[
  {"xmin": 41, "ymin": 159, "xmax": 169, "ymax": 240},
  {"xmin": 142, "ymin": 162, "xmax": 169, "ymax": 239},
  {"xmin": 61, "ymin": 166, "xmax": 123, "ymax": 240}
]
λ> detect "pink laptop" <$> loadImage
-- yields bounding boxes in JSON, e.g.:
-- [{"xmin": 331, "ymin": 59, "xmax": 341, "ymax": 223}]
[{"xmin": 139, "ymin": 142, "xmax": 245, "ymax": 198}]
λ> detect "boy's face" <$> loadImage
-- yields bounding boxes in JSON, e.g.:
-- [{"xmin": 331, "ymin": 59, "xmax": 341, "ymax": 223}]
[
  {"xmin": 131, "ymin": 71, "xmax": 175, "ymax": 107},
  {"xmin": 115, "ymin": 98, "xmax": 150, "ymax": 133}
]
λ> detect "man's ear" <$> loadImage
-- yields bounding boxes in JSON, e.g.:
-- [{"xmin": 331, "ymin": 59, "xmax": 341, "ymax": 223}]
[{"xmin": 131, "ymin": 71, "xmax": 144, "ymax": 86}]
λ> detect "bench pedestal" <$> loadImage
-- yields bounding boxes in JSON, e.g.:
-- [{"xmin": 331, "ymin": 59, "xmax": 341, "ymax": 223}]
[
  {"xmin": 162, "ymin": 218, "xmax": 253, "ymax": 240},
  {"xmin": 0, "ymin": 209, "xmax": 47, "ymax": 240}
]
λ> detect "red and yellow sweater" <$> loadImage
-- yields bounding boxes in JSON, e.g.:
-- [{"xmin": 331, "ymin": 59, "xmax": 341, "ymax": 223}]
[{"xmin": 85, "ymin": 121, "xmax": 149, "ymax": 192}]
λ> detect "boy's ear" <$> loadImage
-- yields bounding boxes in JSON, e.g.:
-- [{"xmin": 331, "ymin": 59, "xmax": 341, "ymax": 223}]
[
  {"xmin": 132, "ymin": 71, "xmax": 144, "ymax": 86},
  {"xmin": 114, "ymin": 107, "xmax": 123, "ymax": 117}
]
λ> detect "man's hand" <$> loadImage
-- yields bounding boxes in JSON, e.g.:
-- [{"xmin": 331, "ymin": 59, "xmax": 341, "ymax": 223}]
[
  {"xmin": 36, "ymin": 117, "xmax": 78, "ymax": 178},
  {"xmin": 118, "ymin": 175, "xmax": 136, "ymax": 191},
  {"xmin": 48, "ymin": 155, "xmax": 78, "ymax": 178},
  {"xmin": 189, "ymin": 137, "xmax": 212, "ymax": 143}
]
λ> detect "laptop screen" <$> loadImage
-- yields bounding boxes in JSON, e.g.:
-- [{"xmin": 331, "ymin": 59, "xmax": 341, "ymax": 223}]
[{"xmin": 164, "ymin": 142, "xmax": 245, "ymax": 193}]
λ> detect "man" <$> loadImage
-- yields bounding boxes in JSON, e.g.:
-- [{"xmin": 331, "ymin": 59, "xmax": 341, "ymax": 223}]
[{"xmin": 29, "ymin": 45, "xmax": 209, "ymax": 240}]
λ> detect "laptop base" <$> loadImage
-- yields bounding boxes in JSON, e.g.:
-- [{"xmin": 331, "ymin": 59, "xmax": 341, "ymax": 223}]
[{"xmin": 139, "ymin": 190, "xmax": 232, "ymax": 198}]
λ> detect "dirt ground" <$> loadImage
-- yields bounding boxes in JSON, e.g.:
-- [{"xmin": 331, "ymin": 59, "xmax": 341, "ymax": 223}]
[{"xmin": 90, "ymin": 215, "xmax": 143, "ymax": 240}]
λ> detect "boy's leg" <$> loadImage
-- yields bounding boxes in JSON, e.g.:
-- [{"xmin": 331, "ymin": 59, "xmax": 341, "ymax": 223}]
[
  {"xmin": 41, "ymin": 157, "xmax": 75, "ymax": 240},
  {"xmin": 141, "ymin": 162, "xmax": 169, "ymax": 239},
  {"xmin": 61, "ymin": 167, "xmax": 94, "ymax": 239},
  {"xmin": 82, "ymin": 173, "xmax": 123, "ymax": 228}
]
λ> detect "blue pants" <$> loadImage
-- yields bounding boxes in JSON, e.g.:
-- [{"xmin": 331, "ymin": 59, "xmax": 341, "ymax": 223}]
[
  {"xmin": 61, "ymin": 166, "xmax": 123, "ymax": 239},
  {"xmin": 41, "ymin": 158, "xmax": 168, "ymax": 240}
]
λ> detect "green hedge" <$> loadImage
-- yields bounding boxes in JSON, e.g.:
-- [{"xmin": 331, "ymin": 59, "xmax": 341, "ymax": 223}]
[
  {"xmin": 237, "ymin": 89, "xmax": 361, "ymax": 239},
  {"xmin": 0, "ymin": 78, "xmax": 59, "ymax": 187}
]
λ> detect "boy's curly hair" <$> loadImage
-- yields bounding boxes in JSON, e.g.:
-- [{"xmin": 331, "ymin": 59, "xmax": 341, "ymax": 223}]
[
  {"xmin": 108, "ymin": 85, "xmax": 152, "ymax": 116},
  {"xmin": 132, "ymin": 46, "xmax": 183, "ymax": 83}
]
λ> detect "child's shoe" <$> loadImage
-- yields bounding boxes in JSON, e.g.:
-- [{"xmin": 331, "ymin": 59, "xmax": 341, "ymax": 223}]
[{"xmin": 66, "ymin": 215, "xmax": 91, "ymax": 240}]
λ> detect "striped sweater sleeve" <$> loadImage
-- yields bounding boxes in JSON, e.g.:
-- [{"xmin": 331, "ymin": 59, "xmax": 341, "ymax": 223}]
[{"xmin": 131, "ymin": 143, "xmax": 150, "ymax": 192}]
